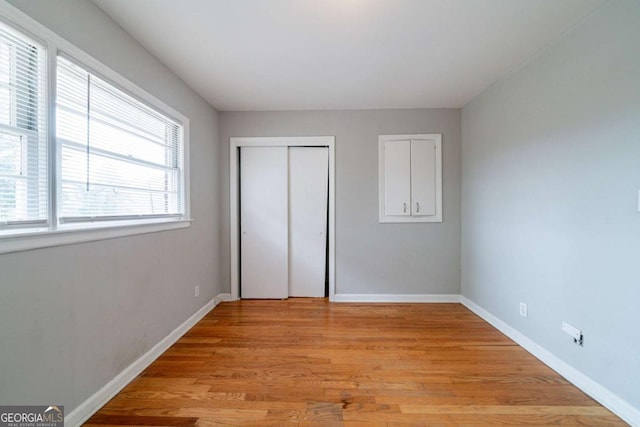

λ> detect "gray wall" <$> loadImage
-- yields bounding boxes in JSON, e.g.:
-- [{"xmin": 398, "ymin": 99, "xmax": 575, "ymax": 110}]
[
  {"xmin": 461, "ymin": 0, "xmax": 640, "ymax": 410},
  {"xmin": 1, "ymin": 0, "xmax": 222, "ymax": 412},
  {"xmin": 219, "ymin": 109, "xmax": 461, "ymax": 295}
]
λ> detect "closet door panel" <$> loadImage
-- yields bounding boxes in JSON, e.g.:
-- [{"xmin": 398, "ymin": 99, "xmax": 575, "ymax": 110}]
[
  {"xmin": 240, "ymin": 146, "xmax": 288, "ymax": 299},
  {"xmin": 289, "ymin": 147, "xmax": 329, "ymax": 297}
]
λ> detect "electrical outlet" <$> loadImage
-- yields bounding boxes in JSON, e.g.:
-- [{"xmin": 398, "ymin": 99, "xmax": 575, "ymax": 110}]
[
  {"xmin": 194, "ymin": 285, "xmax": 200, "ymax": 298},
  {"xmin": 562, "ymin": 321, "xmax": 583, "ymax": 346},
  {"xmin": 519, "ymin": 302, "xmax": 528, "ymax": 317}
]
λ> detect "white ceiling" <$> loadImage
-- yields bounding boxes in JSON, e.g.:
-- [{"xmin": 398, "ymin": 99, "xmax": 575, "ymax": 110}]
[{"xmin": 92, "ymin": 0, "xmax": 604, "ymax": 111}]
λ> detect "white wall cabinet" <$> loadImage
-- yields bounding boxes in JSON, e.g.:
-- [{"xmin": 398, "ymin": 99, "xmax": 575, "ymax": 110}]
[{"xmin": 379, "ymin": 134, "xmax": 442, "ymax": 223}]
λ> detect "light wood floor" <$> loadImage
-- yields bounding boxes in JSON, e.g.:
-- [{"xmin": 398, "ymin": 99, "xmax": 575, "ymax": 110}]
[{"xmin": 85, "ymin": 299, "xmax": 626, "ymax": 426}]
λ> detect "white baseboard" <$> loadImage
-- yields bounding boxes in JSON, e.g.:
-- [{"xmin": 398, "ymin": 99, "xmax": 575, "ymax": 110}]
[
  {"xmin": 65, "ymin": 293, "xmax": 229, "ymax": 427},
  {"xmin": 214, "ymin": 292, "xmax": 234, "ymax": 304},
  {"xmin": 334, "ymin": 293, "xmax": 461, "ymax": 303},
  {"xmin": 460, "ymin": 296, "xmax": 640, "ymax": 426}
]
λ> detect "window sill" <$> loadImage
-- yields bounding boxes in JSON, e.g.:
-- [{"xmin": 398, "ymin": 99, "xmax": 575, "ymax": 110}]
[{"xmin": 0, "ymin": 219, "xmax": 192, "ymax": 255}]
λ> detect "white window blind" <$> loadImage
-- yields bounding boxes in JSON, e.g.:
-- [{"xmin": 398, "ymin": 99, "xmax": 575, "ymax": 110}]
[
  {"xmin": 0, "ymin": 20, "xmax": 47, "ymax": 229},
  {"xmin": 56, "ymin": 56, "xmax": 184, "ymax": 223}
]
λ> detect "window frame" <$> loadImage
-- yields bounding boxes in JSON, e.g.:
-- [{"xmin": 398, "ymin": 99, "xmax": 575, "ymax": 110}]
[
  {"xmin": 55, "ymin": 54, "xmax": 186, "ymax": 224},
  {"xmin": 0, "ymin": 17, "xmax": 49, "ymax": 230},
  {"xmin": 0, "ymin": 2, "xmax": 191, "ymax": 255}
]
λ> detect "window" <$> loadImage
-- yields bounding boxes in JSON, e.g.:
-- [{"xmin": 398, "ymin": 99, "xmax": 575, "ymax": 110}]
[
  {"xmin": 56, "ymin": 56, "xmax": 184, "ymax": 223},
  {"xmin": 0, "ymin": 7, "xmax": 189, "ymax": 253},
  {"xmin": 0, "ymin": 20, "xmax": 47, "ymax": 230}
]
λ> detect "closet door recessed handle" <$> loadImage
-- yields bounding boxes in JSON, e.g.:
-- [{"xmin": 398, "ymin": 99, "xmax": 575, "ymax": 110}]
[{"xmin": 403, "ymin": 202, "xmax": 407, "ymax": 213}]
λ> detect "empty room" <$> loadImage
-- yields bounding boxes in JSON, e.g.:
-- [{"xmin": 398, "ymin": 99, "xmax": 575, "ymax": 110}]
[{"xmin": 0, "ymin": 0, "xmax": 638, "ymax": 426}]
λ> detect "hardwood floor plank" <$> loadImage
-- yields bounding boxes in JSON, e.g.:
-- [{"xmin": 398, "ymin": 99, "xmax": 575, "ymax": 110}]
[
  {"xmin": 399, "ymin": 404, "xmax": 612, "ymax": 415},
  {"xmin": 115, "ymin": 391, "xmax": 247, "ymax": 402},
  {"xmin": 85, "ymin": 414, "xmax": 197, "ymax": 426},
  {"xmin": 85, "ymin": 299, "xmax": 626, "ymax": 426}
]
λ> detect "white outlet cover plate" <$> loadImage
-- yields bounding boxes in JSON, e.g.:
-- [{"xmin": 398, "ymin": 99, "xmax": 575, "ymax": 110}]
[
  {"xmin": 562, "ymin": 321, "xmax": 581, "ymax": 340},
  {"xmin": 519, "ymin": 303, "xmax": 528, "ymax": 317}
]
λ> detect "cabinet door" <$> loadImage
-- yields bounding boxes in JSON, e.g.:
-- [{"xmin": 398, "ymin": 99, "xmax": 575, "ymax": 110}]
[
  {"xmin": 410, "ymin": 139, "xmax": 436, "ymax": 216},
  {"xmin": 240, "ymin": 146, "xmax": 289, "ymax": 299},
  {"xmin": 383, "ymin": 140, "xmax": 411, "ymax": 216}
]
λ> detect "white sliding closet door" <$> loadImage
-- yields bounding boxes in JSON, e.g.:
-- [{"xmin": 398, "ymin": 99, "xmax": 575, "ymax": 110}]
[
  {"xmin": 240, "ymin": 146, "xmax": 288, "ymax": 299},
  {"xmin": 289, "ymin": 147, "xmax": 329, "ymax": 297}
]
